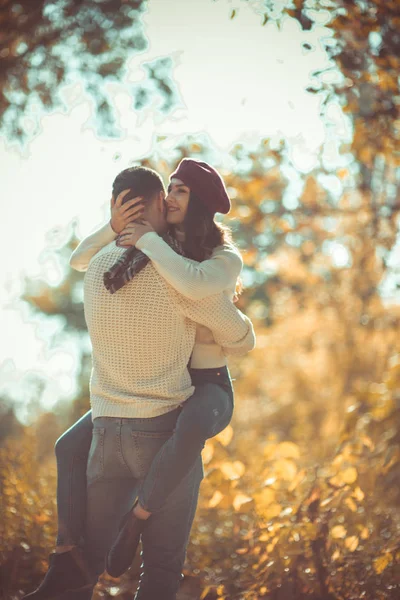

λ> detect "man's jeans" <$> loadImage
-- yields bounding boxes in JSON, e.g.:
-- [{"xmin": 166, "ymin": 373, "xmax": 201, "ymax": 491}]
[{"xmin": 85, "ymin": 409, "xmax": 204, "ymax": 599}]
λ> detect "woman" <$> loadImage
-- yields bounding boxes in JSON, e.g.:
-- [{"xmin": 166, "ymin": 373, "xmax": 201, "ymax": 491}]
[{"xmin": 24, "ymin": 159, "xmax": 247, "ymax": 598}]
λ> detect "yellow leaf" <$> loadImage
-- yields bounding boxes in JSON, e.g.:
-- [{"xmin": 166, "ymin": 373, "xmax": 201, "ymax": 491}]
[
  {"xmin": 264, "ymin": 503, "xmax": 282, "ymax": 519},
  {"xmin": 288, "ymin": 468, "xmax": 306, "ymax": 492},
  {"xmin": 263, "ymin": 443, "xmax": 278, "ymax": 459},
  {"xmin": 345, "ymin": 497, "xmax": 357, "ymax": 512},
  {"xmin": 332, "ymin": 549, "xmax": 340, "ymax": 561},
  {"xmin": 217, "ymin": 584, "xmax": 225, "ymax": 596},
  {"xmin": 332, "ymin": 452, "xmax": 346, "ymax": 467},
  {"xmin": 233, "ymin": 493, "xmax": 253, "ymax": 511},
  {"xmin": 359, "ymin": 526, "xmax": 369, "ymax": 540},
  {"xmin": 200, "ymin": 587, "xmax": 211, "ymax": 600},
  {"xmin": 257, "ymin": 552, "xmax": 269, "ymax": 564},
  {"xmin": 331, "ymin": 525, "xmax": 347, "ymax": 539},
  {"xmin": 209, "ymin": 491, "xmax": 223, "ymax": 508},
  {"xmin": 267, "ymin": 536, "xmax": 279, "ymax": 553},
  {"xmin": 273, "ymin": 458, "xmax": 297, "ymax": 481},
  {"xmin": 330, "ymin": 467, "xmax": 358, "ymax": 487},
  {"xmin": 220, "ymin": 460, "xmax": 245, "ymax": 480},
  {"xmin": 341, "ymin": 467, "xmax": 358, "ymax": 484},
  {"xmin": 373, "ymin": 553, "xmax": 393, "ymax": 575},
  {"xmin": 329, "ymin": 475, "xmax": 343, "ymax": 487},
  {"xmin": 345, "ymin": 536, "xmax": 359, "ymax": 552},
  {"xmin": 202, "ymin": 442, "xmax": 214, "ymax": 465},
  {"xmin": 276, "ymin": 441, "xmax": 300, "ymax": 459},
  {"xmin": 215, "ymin": 425, "xmax": 233, "ymax": 447},
  {"xmin": 254, "ymin": 488, "xmax": 276, "ymax": 508},
  {"xmin": 35, "ymin": 513, "xmax": 50, "ymax": 524},
  {"xmin": 359, "ymin": 146, "xmax": 373, "ymax": 166},
  {"xmin": 352, "ymin": 487, "xmax": 365, "ymax": 502}
]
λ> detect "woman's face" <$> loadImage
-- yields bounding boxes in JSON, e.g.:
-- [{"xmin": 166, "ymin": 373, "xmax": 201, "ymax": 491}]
[{"xmin": 165, "ymin": 178, "xmax": 190, "ymax": 225}]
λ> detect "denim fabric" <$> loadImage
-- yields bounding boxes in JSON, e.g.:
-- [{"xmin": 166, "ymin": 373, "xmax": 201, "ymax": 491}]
[
  {"xmin": 138, "ymin": 366, "xmax": 233, "ymax": 513},
  {"xmin": 55, "ymin": 410, "xmax": 93, "ymax": 547},
  {"xmin": 84, "ymin": 410, "xmax": 204, "ymax": 600}
]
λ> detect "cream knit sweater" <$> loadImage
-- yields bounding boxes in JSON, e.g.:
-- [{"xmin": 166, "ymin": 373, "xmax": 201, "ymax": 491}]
[
  {"xmin": 70, "ymin": 222, "xmax": 244, "ymax": 368},
  {"xmin": 83, "ymin": 241, "xmax": 255, "ymax": 419}
]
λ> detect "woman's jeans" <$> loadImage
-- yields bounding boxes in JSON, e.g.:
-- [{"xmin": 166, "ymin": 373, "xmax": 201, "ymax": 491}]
[{"xmin": 54, "ymin": 367, "xmax": 233, "ymax": 593}]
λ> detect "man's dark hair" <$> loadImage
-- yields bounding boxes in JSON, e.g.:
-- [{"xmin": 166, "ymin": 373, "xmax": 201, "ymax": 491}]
[{"xmin": 112, "ymin": 166, "xmax": 165, "ymax": 205}]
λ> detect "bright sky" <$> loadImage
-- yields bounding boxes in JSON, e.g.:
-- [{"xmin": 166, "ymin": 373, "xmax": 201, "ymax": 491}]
[{"xmin": 0, "ymin": 0, "xmax": 349, "ymax": 420}]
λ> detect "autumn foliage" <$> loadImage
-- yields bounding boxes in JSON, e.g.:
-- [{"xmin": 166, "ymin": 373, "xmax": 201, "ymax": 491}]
[
  {"xmin": 2, "ymin": 132, "xmax": 400, "ymax": 599},
  {"xmin": 1, "ymin": 1, "xmax": 400, "ymax": 599},
  {"xmin": 1, "ymin": 295, "xmax": 400, "ymax": 599}
]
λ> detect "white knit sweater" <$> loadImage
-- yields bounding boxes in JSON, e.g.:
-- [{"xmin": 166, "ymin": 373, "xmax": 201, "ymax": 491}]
[
  {"xmin": 83, "ymin": 241, "xmax": 255, "ymax": 419},
  {"xmin": 70, "ymin": 222, "xmax": 243, "ymax": 368}
]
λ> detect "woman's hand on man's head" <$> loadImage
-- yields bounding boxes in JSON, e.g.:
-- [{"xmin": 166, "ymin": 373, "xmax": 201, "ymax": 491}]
[
  {"xmin": 110, "ymin": 189, "xmax": 145, "ymax": 234},
  {"xmin": 116, "ymin": 221, "xmax": 155, "ymax": 247}
]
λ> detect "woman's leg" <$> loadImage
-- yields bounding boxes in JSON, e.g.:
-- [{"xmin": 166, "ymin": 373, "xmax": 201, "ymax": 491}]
[
  {"xmin": 22, "ymin": 411, "xmax": 94, "ymax": 599},
  {"xmin": 136, "ymin": 367, "xmax": 233, "ymax": 516},
  {"xmin": 55, "ymin": 410, "xmax": 94, "ymax": 549}
]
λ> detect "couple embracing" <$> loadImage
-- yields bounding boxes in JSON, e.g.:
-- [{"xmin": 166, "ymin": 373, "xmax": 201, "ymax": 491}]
[{"xmin": 24, "ymin": 159, "xmax": 256, "ymax": 600}]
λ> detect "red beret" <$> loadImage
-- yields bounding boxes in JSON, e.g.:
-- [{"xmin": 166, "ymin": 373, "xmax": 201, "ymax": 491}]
[{"xmin": 170, "ymin": 159, "xmax": 231, "ymax": 215}]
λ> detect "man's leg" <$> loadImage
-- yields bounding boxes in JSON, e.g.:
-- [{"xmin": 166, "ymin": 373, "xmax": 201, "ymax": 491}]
[
  {"xmin": 105, "ymin": 411, "xmax": 182, "ymax": 579},
  {"xmin": 86, "ymin": 478, "xmax": 137, "ymax": 578},
  {"xmin": 135, "ymin": 455, "xmax": 204, "ymax": 600},
  {"xmin": 85, "ymin": 418, "xmax": 140, "ymax": 579}
]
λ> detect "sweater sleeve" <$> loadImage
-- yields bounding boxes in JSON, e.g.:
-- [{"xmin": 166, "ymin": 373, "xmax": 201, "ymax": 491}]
[
  {"xmin": 69, "ymin": 222, "xmax": 117, "ymax": 272},
  {"xmin": 175, "ymin": 291, "xmax": 256, "ymax": 356},
  {"xmin": 136, "ymin": 232, "xmax": 243, "ymax": 300}
]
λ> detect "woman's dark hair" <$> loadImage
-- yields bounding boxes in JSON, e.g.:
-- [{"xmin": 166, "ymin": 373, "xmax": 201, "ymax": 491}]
[
  {"xmin": 112, "ymin": 166, "xmax": 165, "ymax": 205},
  {"xmin": 179, "ymin": 192, "xmax": 233, "ymax": 262},
  {"xmin": 179, "ymin": 192, "xmax": 243, "ymax": 297}
]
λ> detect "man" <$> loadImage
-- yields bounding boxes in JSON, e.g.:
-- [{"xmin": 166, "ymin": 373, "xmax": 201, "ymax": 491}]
[{"xmin": 75, "ymin": 166, "xmax": 255, "ymax": 599}]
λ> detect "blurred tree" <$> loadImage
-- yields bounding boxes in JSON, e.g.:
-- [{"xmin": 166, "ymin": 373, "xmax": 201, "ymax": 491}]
[
  {"xmin": 21, "ymin": 227, "xmax": 92, "ymax": 425},
  {"xmin": 225, "ymin": 140, "xmax": 400, "ymax": 418},
  {"xmin": 253, "ymin": 0, "xmax": 400, "ymax": 185},
  {"xmin": 0, "ymin": 0, "xmax": 179, "ymax": 141},
  {"xmin": 0, "ymin": 397, "xmax": 23, "ymax": 443}
]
